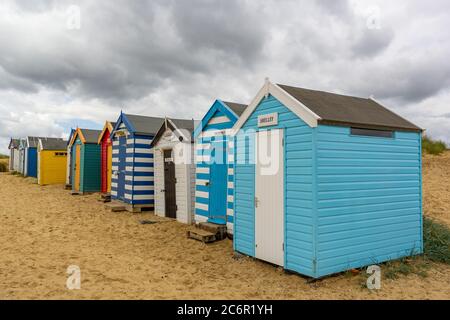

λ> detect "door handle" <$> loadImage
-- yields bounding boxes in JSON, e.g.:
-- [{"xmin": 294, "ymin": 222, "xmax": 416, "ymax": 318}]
[
  {"xmin": 205, "ymin": 182, "xmax": 210, "ymax": 187},
  {"xmin": 255, "ymin": 197, "xmax": 260, "ymax": 208},
  {"xmin": 161, "ymin": 189, "xmax": 166, "ymax": 193}
]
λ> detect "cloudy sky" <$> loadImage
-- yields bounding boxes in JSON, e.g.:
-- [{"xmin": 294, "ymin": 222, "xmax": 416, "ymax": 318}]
[{"xmin": 1, "ymin": 0, "xmax": 450, "ymax": 154}]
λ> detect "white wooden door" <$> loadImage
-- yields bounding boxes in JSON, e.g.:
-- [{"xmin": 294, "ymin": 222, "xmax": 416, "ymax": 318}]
[{"xmin": 255, "ymin": 129, "xmax": 285, "ymax": 267}]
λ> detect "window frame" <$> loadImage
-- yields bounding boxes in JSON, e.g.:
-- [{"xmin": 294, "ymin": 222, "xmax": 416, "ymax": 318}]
[{"xmin": 350, "ymin": 127, "xmax": 395, "ymax": 139}]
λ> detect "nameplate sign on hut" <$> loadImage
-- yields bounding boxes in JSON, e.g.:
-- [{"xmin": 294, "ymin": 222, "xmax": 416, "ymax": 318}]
[
  {"xmin": 258, "ymin": 113, "xmax": 278, "ymax": 127},
  {"xmin": 214, "ymin": 130, "xmax": 227, "ymax": 136}
]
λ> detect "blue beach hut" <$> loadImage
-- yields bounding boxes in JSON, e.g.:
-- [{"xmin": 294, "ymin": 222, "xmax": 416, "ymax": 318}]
[
  {"xmin": 194, "ymin": 100, "xmax": 248, "ymax": 234},
  {"xmin": 110, "ymin": 113, "xmax": 165, "ymax": 211},
  {"xmin": 232, "ymin": 79, "xmax": 423, "ymax": 278},
  {"xmin": 24, "ymin": 137, "xmax": 41, "ymax": 178}
]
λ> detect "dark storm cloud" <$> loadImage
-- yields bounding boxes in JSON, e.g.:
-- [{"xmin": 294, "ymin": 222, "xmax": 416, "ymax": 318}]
[
  {"xmin": 1, "ymin": 0, "xmax": 448, "ymax": 105},
  {"xmin": 0, "ymin": 0, "xmax": 266, "ymax": 102},
  {"xmin": 351, "ymin": 28, "xmax": 394, "ymax": 57},
  {"xmin": 347, "ymin": 50, "xmax": 450, "ymax": 103},
  {"xmin": 170, "ymin": 0, "xmax": 264, "ymax": 62}
]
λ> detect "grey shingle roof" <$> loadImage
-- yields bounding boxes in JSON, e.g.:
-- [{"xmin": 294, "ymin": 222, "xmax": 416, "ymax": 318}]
[
  {"xmin": 27, "ymin": 136, "xmax": 42, "ymax": 148},
  {"xmin": 278, "ymin": 84, "xmax": 422, "ymax": 132},
  {"xmin": 80, "ymin": 129, "xmax": 102, "ymax": 144},
  {"xmin": 170, "ymin": 118, "xmax": 196, "ymax": 134},
  {"xmin": 124, "ymin": 114, "xmax": 166, "ymax": 135},
  {"xmin": 9, "ymin": 138, "xmax": 20, "ymax": 149},
  {"xmin": 150, "ymin": 118, "xmax": 197, "ymax": 147},
  {"xmin": 39, "ymin": 138, "xmax": 68, "ymax": 150},
  {"xmin": 19, "ymin": 138, "xmax": 27, "ymax": 148},
  {"xmin": 222, "ymin": 101, "xmax": 248, "ymax": 117}
]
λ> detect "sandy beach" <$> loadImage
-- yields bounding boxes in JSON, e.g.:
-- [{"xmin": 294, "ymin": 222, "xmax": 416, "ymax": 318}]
[{"xmin": 0, "ymin": 153, "xmax": 449, "ymax": 300}]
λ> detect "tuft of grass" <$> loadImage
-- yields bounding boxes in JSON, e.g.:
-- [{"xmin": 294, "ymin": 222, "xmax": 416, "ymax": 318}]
[
  {"xmin": 381, "ymin": 217, "xmax": 450, "ymax": 279},
  {"xmin": 422, "ymin": 136, "xmax": 447, "ymax": 155},
  {"xmin": 423, "ymin": 217, "xmax": 450, "ymax": 264},
  {"xmin": 0, "ymin": 161, "xmax": 7, "ymax": 172},
  {"xmin": 0, "ymin": 154, "xmax": 9, "ymax": 159},
  {"xmin": 383, "ymin": 257, "xmax": 430, "ymax": 280}
]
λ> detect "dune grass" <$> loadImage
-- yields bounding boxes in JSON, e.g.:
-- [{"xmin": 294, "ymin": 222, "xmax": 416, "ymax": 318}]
[
  {"xmin": 422, "ymin": 136, "xmax": 447, "ymax": 155},
  {"xmin": 423, "ymin": 217, "xmax": 450, "ymax": 264},
  {"xmin": 0, "ymin": 157, "xmax": 9, "ymax": 172},
  {"xmin": 0, "ymin": 161, "xmax": 7, "ymax": 172},
  {"xmin": 382, "ymin": 217, "xmax": 450, "ymax": 280}
]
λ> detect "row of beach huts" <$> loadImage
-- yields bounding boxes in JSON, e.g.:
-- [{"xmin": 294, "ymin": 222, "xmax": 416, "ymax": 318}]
[{"xmin": 6, "ymin": 79, "xmax": 425, "ymax": 279}]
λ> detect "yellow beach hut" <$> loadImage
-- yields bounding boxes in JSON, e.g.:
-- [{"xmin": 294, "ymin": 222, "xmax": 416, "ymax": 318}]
[{"xmin": 37, "ymin": 138, "xmax": 68, "ymax": 186}]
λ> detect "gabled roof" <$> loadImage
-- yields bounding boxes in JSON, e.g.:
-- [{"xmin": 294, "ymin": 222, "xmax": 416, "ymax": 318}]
[
  {"xmin": 39, "ymin": 138, "xmax": 68, "ymax": 151},
  {"xmin": 19, "ymin": 138, "xmax": 27, "ymax": 149},
  {"xmin": 81, "ymin": 129, "xmax": 103, "ymax": 143},
  {"xmin": 278, "ymin": 84, "xmax": 422, "ymax": 132},
  {"xmin": 112, "ymin": 113, "xmax": 165, "ymax": 138},
  {"xmin": 26, "ymin": 136, "xmax": 42, "ymax": 148},
  {"xmin": 233, "ymin": 79, "xmax": 422, "ymax": 133},
  {"xmin": 98, "ymin": 121, "xmax": 116, "ymax": 144},
  {"xmin": 9, "ymin": 138, "xmax": 20, "ymax": 149},
  {"xmin": 194, "ymin": 99, "xmax": 248, "ymax": 138},
  {"xmin": 222, "ymin": 101, "xmax": 247, "ymax": 117},
  {"xmin": 170, "ymin": 118, "xmax": 196, "ymax": 134},
  {"xmin": 150, "ymin": 118, "xmax": 196, "ymax": 147},
  {"xmin": 67, "ymin": 129, "xmax": 76, "ymax": 146},
  {"xmin": 69, "ymin": 128, "xmax": 102, "ymax": 147}
]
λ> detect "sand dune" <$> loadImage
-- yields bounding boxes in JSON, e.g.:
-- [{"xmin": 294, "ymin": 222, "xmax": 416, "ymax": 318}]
[
  {"xmin": 423, "ymin": 152, "xmax": 450, "ymax": 227},
  {"xmin": 0, "ymin": 153, "xmax": 449, "ymax": 300}
]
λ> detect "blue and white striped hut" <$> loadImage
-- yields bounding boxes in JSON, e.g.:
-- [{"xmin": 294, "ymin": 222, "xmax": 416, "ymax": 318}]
[
  {"xmin": 194, "ymin": 100, "xmax": 247, "ymax": 234},
  {"xmin": 110, "ymin": 113, "xmax": 165, "ymax": 211}
]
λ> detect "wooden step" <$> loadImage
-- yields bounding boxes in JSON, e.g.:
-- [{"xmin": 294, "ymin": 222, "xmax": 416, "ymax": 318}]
[
  {"xmin": 198, "ymin": 222, "xmax": 227, "ymax": 240},
  {"xmin": 105, "ymin": 201, "xmax": 126, "ymax": 212},
  {"xmin": 187, "ymin": 228, "xmax": 217, "ymax": 244},
  {"xmin": 100, "ymin": 194, "xmax": 111, "ymax": 203},
  {"xmin": 125, "ymin": 204, "xmax": 154, "ymax": 213}
]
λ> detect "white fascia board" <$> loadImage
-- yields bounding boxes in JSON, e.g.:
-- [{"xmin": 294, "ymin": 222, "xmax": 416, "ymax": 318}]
[
  {"xmin": 231, "ymin": 80, "xmax": 321, "ymax": 135},
  {"xmin": 167, "ymin": 118, "xmax": 190, "ymax": 142}
]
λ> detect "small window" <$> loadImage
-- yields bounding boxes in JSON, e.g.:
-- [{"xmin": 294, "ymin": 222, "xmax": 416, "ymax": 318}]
[
  {"xmin": 54, "ymin": 152, "xmax": 67, "ymax": 157},
  {"xmin": 351, "ymin": 128, "xmax": 394, "ymax": 138}
]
